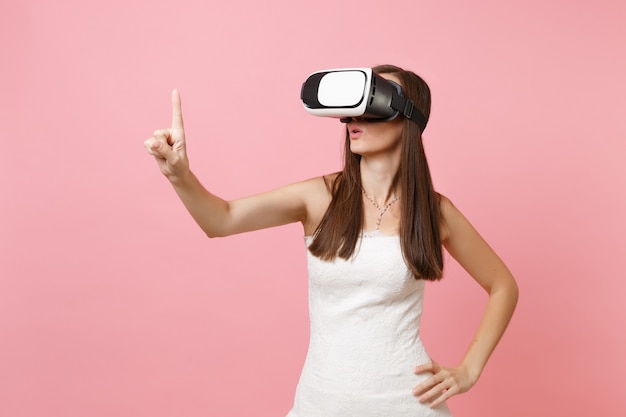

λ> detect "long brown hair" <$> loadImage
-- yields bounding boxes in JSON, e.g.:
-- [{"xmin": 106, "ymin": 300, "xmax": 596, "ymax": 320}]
[{"xmin": 308, "ymin": 64, "xmax": 443, "ymax": 280}]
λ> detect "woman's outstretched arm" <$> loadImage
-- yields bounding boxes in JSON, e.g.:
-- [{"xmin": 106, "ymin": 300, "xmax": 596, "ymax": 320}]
[{"xmin": 144, "ymin": 90, "xmax": 324, "ymax": 237}]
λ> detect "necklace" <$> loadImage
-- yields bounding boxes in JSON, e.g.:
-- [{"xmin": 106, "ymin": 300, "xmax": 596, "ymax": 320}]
[{"xmin": 362, "ymin": 189, "xmax": 399, "ymax": 230}]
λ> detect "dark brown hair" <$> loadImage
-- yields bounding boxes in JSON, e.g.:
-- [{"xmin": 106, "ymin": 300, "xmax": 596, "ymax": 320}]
[{"xmin": 308, "ymin": 64, "xmax": 443, "ymax": 280}]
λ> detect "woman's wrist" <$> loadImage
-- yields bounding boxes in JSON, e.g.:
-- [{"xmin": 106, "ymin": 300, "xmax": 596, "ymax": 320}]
[
  {"xmin": 166, "ymin": 168, "xmax": 192, "ymax": 186},
  {"xmin": 458, "ymin": 360, "xmax": 483, "ymax": 386}
]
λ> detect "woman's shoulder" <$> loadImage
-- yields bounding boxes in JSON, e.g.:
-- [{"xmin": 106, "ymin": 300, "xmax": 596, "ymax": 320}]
[
  {"xmin": 295, "ymin": 173, "xmax": 338, "ymax": 234},
  {"xmin": 437, "ymin": 193, "xmax": 480, "ymax": 243},
  {"xmin": 293, "ymin": 172, "xmax": 339, "ymax": 195},
  {"xmin": 320, "ymin": 172, "xmax": 340, "ymax": 189},
  {"xmin": 437, "ymin": 193, "xmax": 454, "ymax": 213},
  {"xmin": 279, "ymin": 173, "xmax": 336, "ymax": 213},
  {"xmin": 437, "ymin": 193, "xmax": 460, "ymax": 242}
]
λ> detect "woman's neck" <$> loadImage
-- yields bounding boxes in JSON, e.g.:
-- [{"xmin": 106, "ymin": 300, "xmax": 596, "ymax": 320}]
[{"xmin": 359, "ymin": 155, "xmax": 400, "ymax": 204}]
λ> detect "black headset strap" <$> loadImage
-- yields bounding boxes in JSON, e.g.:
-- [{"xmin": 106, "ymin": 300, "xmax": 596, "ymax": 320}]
[{"xmin": 390, "ymin": 95, "xmax": 427, "ymax": 132}]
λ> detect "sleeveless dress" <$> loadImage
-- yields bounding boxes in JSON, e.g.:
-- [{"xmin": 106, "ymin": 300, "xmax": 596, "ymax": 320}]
[{"xmin": 286, "ymin": 232, "xmax": 453, "ymax": 417}]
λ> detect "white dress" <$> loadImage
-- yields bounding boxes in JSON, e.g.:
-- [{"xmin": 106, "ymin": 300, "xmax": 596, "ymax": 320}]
[{"xmin": 286, "ymin": 233, "xmax": 453, "ymax": 417}]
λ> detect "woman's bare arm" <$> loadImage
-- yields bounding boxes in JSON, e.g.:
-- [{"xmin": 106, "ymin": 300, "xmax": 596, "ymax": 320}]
[
  {"xmin": 413, "ymin": 196, "xmax": 519, "ymax": 407},
  {"xmin": 144, "ymin": 90, "xmax": 327, "ymax": 237}
]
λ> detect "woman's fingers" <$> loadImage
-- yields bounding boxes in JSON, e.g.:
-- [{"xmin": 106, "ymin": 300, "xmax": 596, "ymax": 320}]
[
  {"xmin": 152, "ymin": 128, "xmax": 172, "ymax": 140},
  {"xmin": 412, "ymin": 364, "xmax": 443, "ymax": 397},
  {"xmin": 144, "ymin": 90, "xmax": 190, "ymax": 180},
  {"xmin": 144, "ymin": 135, "xmax": 171, "ymax": 159},
  {"xmin": 413, "ymin": 360, "xmax": 441, "ymax": 394},
  {"xmin": 416, "ymin": 375, "xmax": 456, "ymax": 408},
  {"xmin": 414, "ymin": 360, "xmax": 438, "ymax": 375},
  {"xmin": 171, "ymin": 89, "xmax": 184, "ymax": 131},
  {"xmin": 413, "ymin": 360, "xmax": 449, "ymax": 407},
  {"xmin": 413, "ymin": 360, "xmax": 474, "ymax": 408}
]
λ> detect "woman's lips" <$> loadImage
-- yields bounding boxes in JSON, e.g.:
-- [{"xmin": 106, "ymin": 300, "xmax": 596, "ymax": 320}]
[{"xmin": 349, "ymin": 125, "xmax": 363, "ymax": 139}]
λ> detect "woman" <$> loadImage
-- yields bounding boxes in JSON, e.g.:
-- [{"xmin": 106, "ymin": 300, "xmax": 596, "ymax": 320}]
[{"xmin": 144, "ymin": 65, "xmax": 519, "ymax": 416}]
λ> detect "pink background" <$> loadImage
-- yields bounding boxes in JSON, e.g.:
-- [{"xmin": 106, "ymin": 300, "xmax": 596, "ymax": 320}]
[{"xmin": 1, "ymin": 0, "xmax": 625, "ymax": 416}]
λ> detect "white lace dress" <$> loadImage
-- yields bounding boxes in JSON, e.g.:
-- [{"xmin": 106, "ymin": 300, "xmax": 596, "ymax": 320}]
[{"xmin": 286, "ymin": 232, "xmax": 453, "ymax": 417}]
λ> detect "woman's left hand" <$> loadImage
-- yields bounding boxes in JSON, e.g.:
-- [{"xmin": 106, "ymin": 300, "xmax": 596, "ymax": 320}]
[{"xmin": 412, "ymin": 360, "xmax": 478, "ymax": 408}]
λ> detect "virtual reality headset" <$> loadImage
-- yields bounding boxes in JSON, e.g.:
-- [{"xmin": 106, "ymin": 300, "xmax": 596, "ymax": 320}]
[{"xmin": 300, "ymin": 67, "xmax": 427, "ymax": 131}]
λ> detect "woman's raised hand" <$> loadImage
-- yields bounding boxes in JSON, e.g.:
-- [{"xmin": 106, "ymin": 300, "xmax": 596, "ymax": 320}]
[{"xmin": 144, "ymin": 89, "xmax": 189, "ymax": 182}]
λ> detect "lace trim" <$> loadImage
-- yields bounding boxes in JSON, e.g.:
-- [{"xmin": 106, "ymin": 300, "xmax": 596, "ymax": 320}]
[
  {"xmin": 304, "ymin": 231, "xmax": 399, "ymax": 242},
  {"xmin": 360, "ymin": 230, "xmax": 399, "ymax": 238}
]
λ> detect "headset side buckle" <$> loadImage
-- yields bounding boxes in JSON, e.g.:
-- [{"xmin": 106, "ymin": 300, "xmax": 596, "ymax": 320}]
[{"xmin": 402, "ymin": 99, "xmax": 415, "ymax": 119}]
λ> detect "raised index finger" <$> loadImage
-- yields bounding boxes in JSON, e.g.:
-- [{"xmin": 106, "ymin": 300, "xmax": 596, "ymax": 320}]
[{"xmin": 171, "ymin": 89, "xmax": 184, "ymax": 130}]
